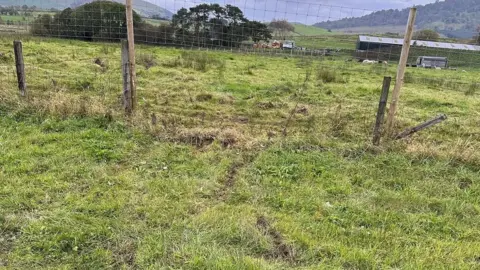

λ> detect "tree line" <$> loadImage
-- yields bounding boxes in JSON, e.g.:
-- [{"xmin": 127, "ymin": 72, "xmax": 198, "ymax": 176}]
[{"xmin": 30, "ymin": 1, "xmax": 272, "ymax": 47}]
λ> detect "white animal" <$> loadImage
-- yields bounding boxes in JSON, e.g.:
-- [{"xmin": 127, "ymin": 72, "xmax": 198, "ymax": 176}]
[
  {"xmin": 435, "ymin": 67, "xmax": 442, "ymax": 70},
  {"xmin": 462, "ymin": 70, "xmax": 467, "ymax": 72},
  {"xmin": 362, "ymin": 60, "xmax": 377, "ymax": 64}
]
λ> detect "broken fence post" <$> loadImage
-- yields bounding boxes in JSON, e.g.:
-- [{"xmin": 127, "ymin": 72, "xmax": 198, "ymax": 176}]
[
  {"xmin": 373, "ymin": 76, "xmax": 391, "ymax": 146},
  {"xmin": 395, "ymin": 114, "xmax": 447, "ymax": 140},
  {"xmin": 14, "ymin": 40, "xmax": 26, "ymax": 96}
]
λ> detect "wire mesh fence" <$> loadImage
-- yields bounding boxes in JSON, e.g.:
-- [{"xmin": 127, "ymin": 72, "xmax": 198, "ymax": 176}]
[{"xmin": 0, "ymin": 0, "xmax": 479, "ymax": 145}]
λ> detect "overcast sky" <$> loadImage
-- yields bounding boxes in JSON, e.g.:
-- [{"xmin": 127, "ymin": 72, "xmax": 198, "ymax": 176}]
[{"xmin": 145, "ymin": 0, "xmax": 440, "ymax": 24}]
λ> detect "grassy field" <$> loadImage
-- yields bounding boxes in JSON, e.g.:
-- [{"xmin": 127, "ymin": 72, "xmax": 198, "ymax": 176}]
[
  {"xmin": 0, "ymin": 15, "xmax": 28, "ymax": 22},
  {"xmin": 0, "ymin": 13, "xmax": 53, "ymax": 24},
  {"xmin": 144, "ymin": 18, "xmax": 170, "ymax": 26},
  {"xmin": 295, "ymin": 35, "xmax": 357, "ymax": 50},
  {"xmin": 1, "ymin": 36, "xmax": 480, "ymax": 269},
  {"xmin": 291, "ymin": 23, "xmax": 333, "ymax": 36}
]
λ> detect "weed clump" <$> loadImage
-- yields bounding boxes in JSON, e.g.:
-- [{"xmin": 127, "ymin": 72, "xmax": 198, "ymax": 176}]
[
  {"xmin": 196, "ymin": 93, "xmax": 213, "ymax": 102},
  {"xmin": 317, "ymin": 67, "xmax": 345, "ymax": 83},
  {"xmin": 137, "ymin": 54, "xmax": 157, "ymax": 69},
  {"xmin": 0, "ymin": 52, "xmax": 12, "ymax": 64},
  {"xmin": 465, "ymin": 83, "xmax": 478, "ymax": 96},
  {"xmin": 403, "ymin": 72, "xmax": 415, "ymax": 84},
  {"xmin": 164, "ymin": 51, "xmax": 225, "ymax": 72}
]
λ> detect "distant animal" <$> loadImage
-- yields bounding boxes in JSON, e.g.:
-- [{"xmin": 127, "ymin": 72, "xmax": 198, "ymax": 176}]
[
  {"xmin": 435, "ymin": 67, "xmax": 442, "ymax": 70},
  {"xmin": 362, "ymin": 60, "xmax": 377, "ymax": 64},
  {"xmin": 462, "ymin": 70, "xmax": 467, "ymax": 72}
]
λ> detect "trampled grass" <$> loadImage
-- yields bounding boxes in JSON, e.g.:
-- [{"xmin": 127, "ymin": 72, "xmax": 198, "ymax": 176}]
[{"xmin": 1, "ymin": 36, "xmax": 480, "ymax": 269}]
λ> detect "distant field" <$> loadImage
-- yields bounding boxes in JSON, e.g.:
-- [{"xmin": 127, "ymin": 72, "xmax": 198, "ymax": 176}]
[
  {"xmin": 335, "ymin": 25, "xmax": 406, "ymax": 35},
  {"xmin": 0, "ymin": 15, "xmax": 28, "ymax": 22},
  {"xmin": 0, "ymin": 24, "xmax": 28, "ymax": 33},
  {"xmin": 295, "ymin": 34, "xmax": 358, "ymax": 50},
  {"xmin": 1, "ymin": 12, "xmax": 55, "ymax": 24},
  {"xmin": 144, "ymin": 18, "xmax": 170, "ymax": 26},
  {"xmin": 291, "ymin": 23, "xmax": 334, "ymax": 36}
]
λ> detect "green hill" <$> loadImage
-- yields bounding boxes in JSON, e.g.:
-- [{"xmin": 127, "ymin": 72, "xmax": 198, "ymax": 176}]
[
  {"xmin": 0, "ymin": 0, "xmax": 69, "ymax": 10},
  {"xmin": 314, "ymin": 0, "xmax": 480, "ymax": 39},
  {"xmin": 0, "ymin": 0, "xmax": 173, "ymax": 18}
]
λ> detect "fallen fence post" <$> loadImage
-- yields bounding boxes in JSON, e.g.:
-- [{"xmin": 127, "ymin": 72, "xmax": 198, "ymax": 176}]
[
  {"xmin": 373, "ymin": 76, "xmax": 392, "ymax": 146},
  {"xmin": 14, "ymin": 40, "xmax": 26, "ymax": 96},
  {"xmin": 395, "ymin": 114, "xmax": 447, "ymax": 140}
]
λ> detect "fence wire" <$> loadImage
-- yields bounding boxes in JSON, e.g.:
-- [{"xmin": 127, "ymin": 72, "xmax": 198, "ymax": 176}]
[{"xmin": 0, "ymin": 0, "xmax": 479, "ymax": 144}]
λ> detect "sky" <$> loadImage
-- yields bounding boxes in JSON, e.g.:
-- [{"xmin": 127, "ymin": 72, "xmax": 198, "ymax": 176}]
[{"xmin": 145, "ymin": 0, "xmax": 440, "ymax": 24}]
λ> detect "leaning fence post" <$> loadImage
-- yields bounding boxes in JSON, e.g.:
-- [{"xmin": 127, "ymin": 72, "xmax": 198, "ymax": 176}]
[
  {"xmin": 373, "ymin": 76, "xmax": 392, "ymax": 146},
  {"xmin": 121, "ymin": 40, "xmax": 132, "ymax": 112},
  {"xmin": 386, "ymin": 7, "xmax": 417, "ymax": 134},
  {"xmin": 14, "ymin": 40, "xmax": 26, "ymax": 96}
]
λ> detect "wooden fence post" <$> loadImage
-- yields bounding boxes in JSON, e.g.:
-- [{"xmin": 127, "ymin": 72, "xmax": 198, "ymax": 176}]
[
  {"xmin": 14, "ymin": 40, "xmax": 26, "ymax": 96},
  {"xmin": 395, "ymin": 114, "xmax": 447, "ymax": 140},
  {"xmin": 125, "ymin": 0, "xmax": 137, "ymax": 114},
  {"xmin": 121, "ymin": 40, "xmax": 132, "ymax": 112},
  {"xmin": 386, "ymin": 7, "xmax": 417, "ymax": 134},
  {"xmin": 373, "ymin": 77, "xmax": 391, "ymax": 146}
]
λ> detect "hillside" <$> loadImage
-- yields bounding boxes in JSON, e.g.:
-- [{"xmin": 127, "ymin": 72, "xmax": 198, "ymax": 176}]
[
  {"xmin": 0, "ymin": 0, "xmax": 69, "ymax": 10},
  {"xmin": 314, "ymin": 0, "xmax": 480, "ymax": 38},
  {"xmin": 291, "ymin": 23, "xmax": 333, "ymax": 36},
  {"xmin": 0, "ymin": 0, "xmax": 173, "ymax": 18}
]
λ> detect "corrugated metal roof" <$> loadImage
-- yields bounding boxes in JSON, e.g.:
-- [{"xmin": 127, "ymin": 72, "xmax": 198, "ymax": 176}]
[{"xmin": 359, "ymin": 35, "xmax": 480, "ymax": 51}]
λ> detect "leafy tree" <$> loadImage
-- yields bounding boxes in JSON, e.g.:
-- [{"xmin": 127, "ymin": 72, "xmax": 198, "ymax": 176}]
[
  {"xmin": 31, "ymin": 14, "xmax": 53, "ymax": 35},
  {"xmin": 30, "ymin": 2, "xmax": 269, "ymax": 47},
  {"xmin": 413, "ymin": 29, "xmax": 440, "ymax": 41},
  {"xmin": 170, "ymin": 3, "xmax": 271, "ymax": 47},
  {"xmin": 150, "ymin": 14, "xmax": 168, "ymax": 20},
  {"xmin": 31, "ymin": 1, "xmax": 142, "ymax": 41},
  {"xmin": 471, "ymin": 26, "xmax": 480, "ymax": 45},
  {"xmin": 246, "ymin": 21, "xmax": 273, "ymax": 43},
  {"xmin": 269, "ymin": 19, "xmax": 295, "ymax": 39}
]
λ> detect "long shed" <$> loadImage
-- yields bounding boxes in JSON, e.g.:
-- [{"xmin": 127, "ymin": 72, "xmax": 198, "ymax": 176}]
[{"xmin": 357, "ymin": 35, "xmax": 480, "ymax": 52}]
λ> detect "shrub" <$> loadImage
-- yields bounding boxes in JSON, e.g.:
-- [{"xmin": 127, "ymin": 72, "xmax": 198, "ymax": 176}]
[
  {"xmin": 164, "ymin": 51, "xmax": 225, "ymax": 72},
  {"xmin": 137, "ymin": 54, "xmax": 157, "ymax": 69},
  {"xmin": 317, "ymin": 67, "xmax": 344, "ymax": 83},
  {"xmin": 465, "ymin": 83, "xmax": 478, "ymax": 96},
  {"xmin": 413, "ymin": 29, "xmax": 440, "ymax": 41}
]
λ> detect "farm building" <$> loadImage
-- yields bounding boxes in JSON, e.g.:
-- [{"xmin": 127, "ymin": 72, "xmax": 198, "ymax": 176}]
[
  {"xmin": 355, "ymin": 35, "xmax": 480, "ymax": 66},
  {"xmin": 416, "ymin": 56, "xmax": 448, "ymax": 68},
  {"xmin": 356, "ymin": 35, "xmax": 480, "ymax": 52}
]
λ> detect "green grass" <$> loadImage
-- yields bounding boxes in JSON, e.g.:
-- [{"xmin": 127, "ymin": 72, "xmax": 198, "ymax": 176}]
[
  {"xmin": 144, "ymin": 18, "xmax": 170, "ymax": 26},
  {"xmin": 0, "ymin": 15, "xmax": 28, "ymax": 22},
  {"xmin": 291, "ymin": 23, "xmax": 333, "ymax": 36},
  {"xmin": 1, "ymin": 36, "xmax": 480, "ymax": 269},
  {"xmin": 294, "ymin": 34, "xmax": 358, "ymax": 49}
]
